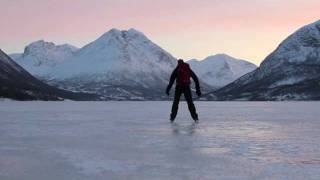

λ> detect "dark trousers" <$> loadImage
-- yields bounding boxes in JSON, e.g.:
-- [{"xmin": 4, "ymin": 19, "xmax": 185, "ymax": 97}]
[{"xmin": 171, "ymin": 85, "xmax": 198, "ymax": 120}]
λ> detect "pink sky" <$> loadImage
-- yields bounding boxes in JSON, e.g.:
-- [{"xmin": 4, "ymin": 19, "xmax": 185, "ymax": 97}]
[{"xmin": 1, "ymin": 0, "xmax": 319, "ymax": 65}]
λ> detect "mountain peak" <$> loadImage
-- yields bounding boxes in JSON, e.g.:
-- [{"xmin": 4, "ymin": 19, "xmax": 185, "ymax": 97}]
[
  {"xmin": 24, "ymin": 40, "xmax": 78, "ymax": 54},
  {"xmin": 106, "ymin": 28, "xmax": 122, "ymax": 35},
  {"xmin": 26, "ymin": 40, "xmax": 54, "ymax": 49},
  {"xmin": 203, "ymin": 54, "xmax": 236, "ymax": 63},
  {"xmin": 11, "ymin": 40, "xmax": 79, "ymax": 75},
  {"xmin": 212, "ymin": 53, "xmax": 231, "ymax": 58},
  {"xmin": 98, "ymin": 28, "xmax": 148, "ymax": 42},
  {"xmin": 104, "ymin": 28, "xmax": 143, "ymax": 35},
  {"xmin": 31, "ymin": 39, "xmax": 46, "ymax": 44},
  {"xmin": 127, "ymin": 28, "xmax": 146, "ymax": 37},
  {"xmin": 188, "ymin": 54, "xmax": 257, "ymax": 87},
  {"xmin": 260, "ymin": 19, "xmax": 320, "ymax": 69}
]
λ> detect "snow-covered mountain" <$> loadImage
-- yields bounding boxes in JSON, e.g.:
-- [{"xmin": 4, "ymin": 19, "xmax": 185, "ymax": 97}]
[
  {"xmin": 53, "ymin": 29, "xmax": 176, "ymax": 83},
  {"xmin": 49, "ymin": 29, "xmax": 178, "ymax": 100},
  {"xmin": 11, "ymin": 40, "xmax": 78, "ymax": 78},
  {"xmin": 188, "ymin": 54, "xmax": 257, "ymax": 88},
  {"xmin": 10, "ymin": 29, "xmax": 180, "ymax": 100},
  {"xmin": 209, "ymin": 20, "xmax": 320, "ymax": 100},
  {"xmin": 0, "ymin": 49, "xmax": 96, "ymax": 100}
]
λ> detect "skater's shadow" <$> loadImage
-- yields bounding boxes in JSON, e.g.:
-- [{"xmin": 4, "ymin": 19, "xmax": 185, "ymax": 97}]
[{"xmin": 171, "ymin": 122, "xmax": 197, "ymax": 135}]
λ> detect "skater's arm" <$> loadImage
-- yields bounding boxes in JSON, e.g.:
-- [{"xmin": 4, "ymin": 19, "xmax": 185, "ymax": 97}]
[
  {"xmin": 190, "ymin": 69, "xmax": 200, "ymax": 90},
  {"xmin": 167, "ymin": 68, "xmax": 178, "ymax": 92}
]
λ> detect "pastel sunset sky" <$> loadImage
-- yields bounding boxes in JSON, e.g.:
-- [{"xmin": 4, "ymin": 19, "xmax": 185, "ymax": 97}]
[{"xmin": 1, "ymin": 0, "xmax": 319, "ymax": 65}]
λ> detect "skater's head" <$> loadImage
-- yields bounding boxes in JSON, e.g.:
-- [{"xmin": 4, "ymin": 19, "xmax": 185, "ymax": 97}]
[{"xmin": 178, "ymin": 59, "xmax": 184, "ymax": 65}]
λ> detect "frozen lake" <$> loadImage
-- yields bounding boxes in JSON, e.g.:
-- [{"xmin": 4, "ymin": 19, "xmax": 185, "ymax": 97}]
[{"xmin": 0, "ymin": 101, "xmax": 320, "ymax": 180}]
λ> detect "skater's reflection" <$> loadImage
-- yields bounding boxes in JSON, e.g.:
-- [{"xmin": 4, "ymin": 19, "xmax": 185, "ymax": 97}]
[{"xmin": 171, "ymin": 123, "xmax": 197, "ymax": 135}]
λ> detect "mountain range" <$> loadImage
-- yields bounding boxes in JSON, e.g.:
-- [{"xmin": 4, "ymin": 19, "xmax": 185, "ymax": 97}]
[
  {"xmin": 11, "ymin": 29, "xmax": 255, "ymax": 100},
  {"xmin": 8, "ymin": 19, "xmax": 320, "ymax": 101}
]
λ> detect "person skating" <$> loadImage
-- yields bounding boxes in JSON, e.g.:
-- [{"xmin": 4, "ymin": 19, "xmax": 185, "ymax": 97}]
[{"xmin": 166, "ymin": 59, "xmax": 202, "ymax": 122}]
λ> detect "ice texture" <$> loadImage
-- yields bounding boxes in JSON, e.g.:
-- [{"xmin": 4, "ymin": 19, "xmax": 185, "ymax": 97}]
[{"xmin": 0, "ymin": 101, "xmax": 320, "ymax": 180}]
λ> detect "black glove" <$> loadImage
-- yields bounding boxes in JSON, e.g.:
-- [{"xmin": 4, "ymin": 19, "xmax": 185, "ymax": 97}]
[
  {"xmin": 196, "ymin": 89, "xmax": 202, "ymax": 97},
  {"xmin": 166, "ymin": 86, "xmax": 170, "ymax": 96}
]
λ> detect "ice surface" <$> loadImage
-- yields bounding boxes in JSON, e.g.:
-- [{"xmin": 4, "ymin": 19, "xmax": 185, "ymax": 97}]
[{"xmin": 0, "ymin": 102, "xmax": 320, "ymax": 180}]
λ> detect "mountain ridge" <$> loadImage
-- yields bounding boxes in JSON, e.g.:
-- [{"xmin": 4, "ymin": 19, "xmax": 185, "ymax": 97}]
[
  {"xmin": 10, "ymin": 28, "xmax": 221, "ymax": 100},
  {"xmin": 0, "ymin": 49, "xmax": 97, "ymax": 100},
  {"xmin": 207, "ymin": 19, "xmax": 320, "ymax": 100}
]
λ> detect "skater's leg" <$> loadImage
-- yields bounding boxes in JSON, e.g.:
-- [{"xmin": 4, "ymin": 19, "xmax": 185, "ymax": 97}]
[
  {"xmin": 171, "ymin": 86, "xmax": 182, "ymax": 121},
  {"xmin": 184, "ymin": 87, "xmax": 198, "ymax": 120}
]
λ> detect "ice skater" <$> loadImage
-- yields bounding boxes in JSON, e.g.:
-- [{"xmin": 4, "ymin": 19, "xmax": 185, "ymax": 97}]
[{"xmin": 166, "ymin": 59, "xmax": 202, "ymax": 122}]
